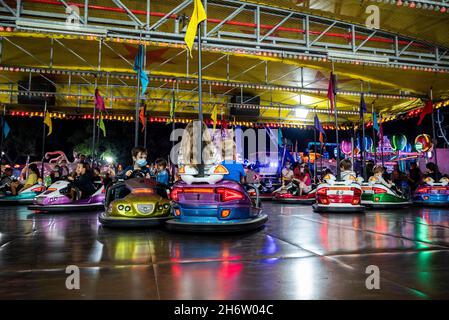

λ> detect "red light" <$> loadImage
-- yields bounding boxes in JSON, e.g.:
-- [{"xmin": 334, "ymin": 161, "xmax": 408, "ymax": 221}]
[
  {"xmin": 373, "ymin": 187, "xmax": 387, "ymax": 194},
  {"xmin": 351, "ymin": 187, "xmax": 362, "ymax": 197},
  {"xmin": 170, "ymin": 187, "xmax": 183, "ymax": 201},
  {"xmin": 175, "ymin": 208, "xmax": 181, "ymax": 216},
  {"xmin": 31, "ymin": 186, "xmax": 45, "ymax": 193},
  {"xmin": 317, "ymin": 187, "xmax": 328, "ymax": 196},
  {"xmin": 417, "ymin": 187, "xmax": 430, "ymax": 193},
  {"xmin": 216, "ymin": 188, "xmax": 244, "ymax": 202}
]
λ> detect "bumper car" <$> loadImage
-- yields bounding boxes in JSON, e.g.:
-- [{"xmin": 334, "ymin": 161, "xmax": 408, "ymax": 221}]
[
  {"xmin": 413, "ymin": 177, "xmax": 449, "ymax": 207},
  {"xmin": 361, "ymin": 180, "xmax": 411, "ymax": 209},
  {"xmin": 254, "ymin": 178, "xmax": 279, "ymax": 201},
  {"xmin": 272, "ymin": 182, "xmax": 316, "ymax": 204},
  {"xmin": 28, "ymin": 180, "xmax": 105, "ymax": 212},
  {"xmin": 0, "ymin": 184, "xmax": 45, "ymax": 205},
  {"xmin": 99, "ymin": 177, "xmax": 172, "ymax": 228},
  {"xmin": 166, "ymin": 164, "xmax": 268, "ymax": 233},
  {"xmin": 312, "ymin": 174, "xmax": 365, "ymax": 213}
]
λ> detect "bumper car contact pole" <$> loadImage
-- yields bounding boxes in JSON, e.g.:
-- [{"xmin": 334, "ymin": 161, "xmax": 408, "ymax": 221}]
[
  {"xmin": 331, "ymin": 63, "xmax": 341, "ymax": 180},
  {"xmin": 41, "ymin": 101, "xmax": 47, "ymax": 179},
  {"xmin": 430, "ymin": 87, "xmax": 438, "ymax": 166},
  {"xmin": 197, "ymin": 22, "xmax": 205, "ymax": 177}
]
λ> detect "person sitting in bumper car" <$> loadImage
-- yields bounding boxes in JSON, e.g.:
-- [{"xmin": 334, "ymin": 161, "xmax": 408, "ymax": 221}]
[
  {"xmin": 155, "ymin": 158, "xmax": 170, "ymax": 186},
  {"xmin": 220, "ymin": 140, "xmax": 246, "ymax": 184},
  {"xmin": 121, "ymin": 146, "xmax": 151, "ymax": 180},
  {"xmin": 294, "ymin": 163, "xmax": 312, "ymax": 196},
  {"xmin": 67, "ymin": 162, "xmax": 96, "ymax": 200},
  {"xmin": 10, "ymin": 163, "xmax": 41, "ymax": 196}
]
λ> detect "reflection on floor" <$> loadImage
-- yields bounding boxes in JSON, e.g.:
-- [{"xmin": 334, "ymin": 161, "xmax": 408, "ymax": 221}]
[{"xmin": 1, "ymin": 203, "xmax": 449, "ymax": 299}]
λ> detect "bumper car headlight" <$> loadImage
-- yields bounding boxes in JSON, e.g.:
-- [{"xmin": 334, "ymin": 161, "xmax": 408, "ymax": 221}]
[{"xmin": 163, "ymin": 203, "xmax": 170, "ymax": 210}]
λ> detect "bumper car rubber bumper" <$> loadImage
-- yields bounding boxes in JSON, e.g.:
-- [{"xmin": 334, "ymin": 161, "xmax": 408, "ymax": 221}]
[
  {"xmin": 28, "ymin": 203, "xmax": 104, "ymax": 212},
  {"xmin": 312, "ymin": 204, "xmax": 365, "ymax": 213},
  {"xmin": 165, "ymin": 214, "xmax": 268, "ymax": 233},
  {"xmin": 99, "ymin": 211, "xmax": 171, "ymax": 227},
  {"xmin": 0, "ymin": 198, "xmax": 35, "ymax": 205},
  {"xmin": 272, "ymin": 196, "xmax": 315, "ymax": 204},
  {"xmin": 363, "ymin": 201, "xmax": 411, "ymax": 209}
]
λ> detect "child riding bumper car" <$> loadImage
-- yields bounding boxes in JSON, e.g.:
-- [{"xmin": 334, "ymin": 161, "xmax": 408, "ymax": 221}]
[
  {"xmin": 99, "ymin": 175, "xmax": 172, "ymax": 228},
  {"xmin": 272, "ymin": 182, "xmax": 316, "ymax": 204},
  {"xmin": 312, "ymin": 160, "xmax": 365, "ymax": 213},
  {"xmin": 0, "ymin": 164, "xmax": 45, "ymax": 205},
  {"xmin": 28, "ymin": 180, "xmax": 105, "ymax": 212},
  {"xmin": 166, "ymin": 164, "xmax": 267, "ymax": 233},
  {"xmin": 413, "ymin": 177, "xmax": 449, "ymax": 207},
  {"xmin": 312, "ymin": 174, "xmax": 364, "ymax": 213},
  {"xmin": 361, "ymin": 166, "xmax": 411, "ymax": 209},
  {"xmin": 0, "ymin": 184, "xmax": 45, "ymax": 205}
]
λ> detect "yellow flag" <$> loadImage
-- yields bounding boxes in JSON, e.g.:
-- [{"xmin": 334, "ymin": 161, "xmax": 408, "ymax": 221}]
[
  {"xmin": 211, "ymin": 105, "xmax": 218, "ymax": 131},
  {"xmin": 184, "ymin": 0, "xmax": 207, "ymax": 58},
  {"xmin": 44, "ymin": 113, "xmax": 52, "ymax": 136}
]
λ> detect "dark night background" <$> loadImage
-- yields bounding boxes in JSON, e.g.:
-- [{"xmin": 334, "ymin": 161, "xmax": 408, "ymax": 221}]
[{"xmin": 2, "ymin": 108, "xmax": 448, "ymax": 167}]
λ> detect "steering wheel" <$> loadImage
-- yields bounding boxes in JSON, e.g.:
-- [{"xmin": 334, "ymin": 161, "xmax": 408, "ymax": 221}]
[{"xmin": 129, "ymin": 170, "xmax": 146, "ymax": 179}]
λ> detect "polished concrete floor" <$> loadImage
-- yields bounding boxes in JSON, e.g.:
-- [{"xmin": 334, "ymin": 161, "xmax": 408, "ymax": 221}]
[{"xmin": 1, "ymin": 202, "xmax": 449, "ymax": 299}]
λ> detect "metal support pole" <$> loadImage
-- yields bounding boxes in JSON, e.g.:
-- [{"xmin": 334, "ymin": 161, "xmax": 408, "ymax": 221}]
[
  {"xmin": 361, "ymin": 83, "xmax": 366, "ymax": 181},
  {"xmin": 430, "ymin": 88, "xmax": 438, "ymax": 166},
  {"xmin": 92, "ymin": 80, "xmax": 97, "ymax": 159},
  {"xmin": 135, "ymin": 71, "xmax": 141, "ymax": 147},
  {"xmin": 313, "ymin": 126, "xmax": 317, "ymax": 182},
  {"xmin": 197, "ymin": 22, "xmax": 204, "ymax": 175},
  {"xmin": 41, "ymin": 101, "xmax": 47, "ymax": 178},
  {"xmin": 332, "ymin": 71, "xmax": 341, "ymax": 180},
  {"xmin": 372, "ymin": 102, "xmax": 377, "ymax": 165},
  {"xmin": 0, "ymin": 106, "xmax": 5, "ymax": 165}
]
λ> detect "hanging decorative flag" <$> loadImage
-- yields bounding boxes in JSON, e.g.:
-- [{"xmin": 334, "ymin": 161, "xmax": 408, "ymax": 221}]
[
  {"xmin": 139, "ymin": 106, "xmax": 146, "ymax": 132},
  {"xmin": 95, "ymin": 89, "xmax": 106, "ymax": 112},
  {"xmin": 184, "ymin": 0, "xmax": 207, "ymax": 58},
  {"xmin": 360, "ymin": 93, "xmax": 366, "ymax": 119},
  {"xmin": 167, "ymin": 90, "xmax": 176, "ymax": 124},
  {"xmin": 2, "ymin": 119, "xmax": 10, "ymax": 138},
  {"xmin": 417, "ymin": 99, "xmax": 433, "ymax": 126},
  {"xmin": 327, "ymin": 72, "xmax": 336, "ymax": 113},
  {"xmin": 373, "ymin": 112, "xmax": 380, "ymax": 132},
  {"xmin": 98, "ymin": 115, "xmax": 106, "ymax": 137},
  {"xmin": 134, "ymin": 44, "xmax": 149, "ymax": 96},
  {"xmin": 211, "ymin": 105, "xmax": 218, "ymax": 131},
  {"xmin": 44, "ymin": 112, "xmax": 52, "ymax": 136},
  {"xmin": 314, "ymin": 114, "xmax": 325, "ymax": 147}
]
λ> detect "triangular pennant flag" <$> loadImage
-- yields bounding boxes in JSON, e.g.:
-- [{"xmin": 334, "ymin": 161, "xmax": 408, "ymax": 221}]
[
  {"xmin": 211, "ymin": 105, "xmax": 218, "ymax": 131},
  {"xmin": 417, "ymin": 99, "xmax": 433, "ymax": 126},
  {"xmin": 133, "ymin": 44, "xmax": 149, "ymax": 96},
  {"xmin": 139, "ymin": 106, "xmax": 146, "ymax": 132},
  {"xmin": 360, "ymin": 93, "xmax": 366, "ymax": 119},
  {"xmin": 184, "ymin": 0, "xmax": 207, "ymax": 58},
  {"xmin": 44, "ymin": 113, "xmax": 52, "ymax": 136},
  {"xmin": 166, "ymin": 90, "xmax": 176, "ymax": 124},
  {"xmin": 373, "ymin": 112, "xmax": 380, "ymax": 132},
  {"xmin": 97, "ymin": 115, "xmax": 106, "ymax": 137},
  {"xmin": 2, "ymin": 119, "xmax": 10, "ymax": 138},
  {"xmin": 314, "ymin": 114, "xmax": 325, "ymax": 135},
  {"xmin": 319, "ymin": 132, "xmax": 325, "ymax": 147},
  {"xmin": 95, "ymin": 88, "xmax": 106, "ymax": 112}
]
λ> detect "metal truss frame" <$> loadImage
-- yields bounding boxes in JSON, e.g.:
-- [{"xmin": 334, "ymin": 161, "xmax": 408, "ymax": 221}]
[{"xmin": 0, "ymin": 0, "xmax": 447, "ymax": 71}]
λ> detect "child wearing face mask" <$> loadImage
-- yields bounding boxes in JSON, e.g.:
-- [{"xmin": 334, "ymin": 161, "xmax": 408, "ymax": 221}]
[{"xmin": 122, "ymin": 147, "xmax": 150, "ymax": 179}]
